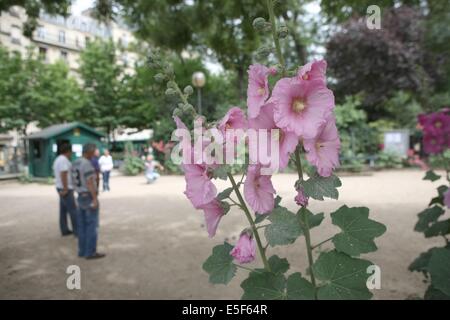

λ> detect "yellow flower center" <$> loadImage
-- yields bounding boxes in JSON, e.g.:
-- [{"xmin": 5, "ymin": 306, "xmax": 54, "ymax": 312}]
[
  {"xmin": 292, "ymin": 98, "xmax": 306, "ymax": 113},
  {"xmin": 257, "ymin": 87, "xmax": 265, "ymax": 96},
  {"xmin": 302, "ymin": 73, "xmax": 310, "ymax": 80},
  {"xmin": 435, "ymin": 121, "xmax": 442, "ymax": 128}
]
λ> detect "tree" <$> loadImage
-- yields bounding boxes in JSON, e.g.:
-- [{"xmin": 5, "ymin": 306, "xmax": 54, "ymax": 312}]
[
  {"xmin": 78, "ymin": 40, "xmax": 127, "ymax": 137},
  {"xmin": 0, "ymin": 46, "xmax": 82, "ymax": 135},
  {"xmin": 325, "ymin": 6, "xmax": 432, "ymax": 120}
]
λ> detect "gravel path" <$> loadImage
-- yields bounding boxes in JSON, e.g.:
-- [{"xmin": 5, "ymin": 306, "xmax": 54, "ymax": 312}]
[{"xmin": 0, "ymin": 169, "xmax": 445, "ymax": 299}]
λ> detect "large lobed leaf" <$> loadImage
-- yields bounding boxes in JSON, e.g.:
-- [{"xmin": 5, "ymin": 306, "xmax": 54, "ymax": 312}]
[
  {"xmin": 313, "ymin": 250, "xmax": 373, "ymax": 300},
  {"xmin": 428, "ymin": 247, "xmax": 450, "ymax": 296},
  {"xmin": 331, "ymin": 205, "xmax": 386, "ymax": 256},
  {"xmin": 301, "ymin": 173, "xmax": 342, "ymax": 201},
  {"xmin": 202, "ymin": 242, "xmax": 236, "ymax": 285},
  {"xmin": 265, "ymin": 207, "xmax": 302, "ymax": 247}
]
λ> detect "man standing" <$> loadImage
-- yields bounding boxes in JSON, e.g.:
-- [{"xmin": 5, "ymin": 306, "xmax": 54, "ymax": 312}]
[
  {"xmin": 72, "ymin": 143, "xmax": 105, "ymax": 260},
  {"xmin": 91, "ymin": 148, "xmax": 101, "ymax": 188},
  {"xmin": 98, "ymin": 149, "xmax": 113, "ymax": 192},
  {"xmin": 53, "ymin": 142, "xmax": 77, "ymax": 237}
]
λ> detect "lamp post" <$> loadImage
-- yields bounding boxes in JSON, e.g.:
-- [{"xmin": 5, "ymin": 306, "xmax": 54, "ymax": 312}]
[{"xmin": 192, "ymin": 71, "xmax": 206, "ymax": 115}]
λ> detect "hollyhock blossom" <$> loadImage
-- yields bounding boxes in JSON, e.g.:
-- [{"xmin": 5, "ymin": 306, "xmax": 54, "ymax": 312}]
[
  {"xmin": 183, "ymin": 163, "xmax": 217, "ymax": 209},
  {"xmin": 230, "ymin": 232, "xmax": 256, "ymax": 264},
  {"xmin": 444, "ymin": 189, "xmax": 450, "ymax": 209},
  {"xmin": 218, "ymin": 107, "xmax": 248, "ymax": 134},
  {"xmin": 297, "ymin": 60, "xmax": 327, "ymax": 84},
  {"xmin": 295, "ymin": 187, "xmax": 309, "ymax": 207},
  {"xmin": 272, "ymin": 78, "xmax": 334, "ymax": 139},
  {"xmin": 419, "ymin": 112, "xmax": 450, "ymax": 136},
  {"xmin": 248, "ymin": 102, "xmax": 299, "ymax": 170},
  {"xmin": 423, "ymin": 133, "xmax": 445, "ymax": 154},
  {"xmin": 304, "ymin": 117, "xmax": 340, "ymax": 177},
  {"xmin": 247, "ymin": 64, "xmax": 271, "ymax": 119},
  {"xmin": 244, "ymin": 164, "xmax": 276, "ymax": 214},
  {"xmin": 199, "ymin": 199, "xmax": 225, "ymax": 238}
]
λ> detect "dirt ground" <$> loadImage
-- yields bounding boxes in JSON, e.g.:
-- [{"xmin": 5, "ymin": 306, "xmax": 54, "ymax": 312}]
[{"xmin": 0, "ymin": 169, "xmax": 445, "ymax": 300}]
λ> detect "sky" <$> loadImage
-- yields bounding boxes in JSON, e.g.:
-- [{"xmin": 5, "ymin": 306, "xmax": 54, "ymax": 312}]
[{"xmin": 71, "ymin": 0, "xmax": 94, "ymax": 15}]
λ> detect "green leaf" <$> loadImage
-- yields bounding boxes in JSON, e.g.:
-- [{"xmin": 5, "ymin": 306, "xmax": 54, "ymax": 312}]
[
  {"xmin": 298, "ymin": 207, "xmax": 325, "ymax": 234},
  {"xmin": 415, "ymin": 206, "xmax": 445, "ymax": 232},
  {"xmin": 267, "ymin": 255, "xmax": 290, "ymax": 274},
  {"xmin": 429, "ymin": 185, "xmax": 449, "ymax": 206},
  {"xmin": 313, "ymin": 250, "xmax": 373, "ymax": 300},
  {"xmin": 274, "ymin": 195, "xmax": 282, "ymax": 207},
  {"xmin": 212, "ymin": 166, "xmax": 228, "ymax": 180},
  {"xmin": 424, "ymin": 286, "xmax": 450, "ymax": 300},
  {"xmin": 301, "ymin": 173, "xmax": 342, "ymax": 200},
  {"xmin": 286, "ymin": 273, "xmax": 315, "ymax": 300},
  {"xmin": 423, "ymin": 170, "xmax": 441, "ymax": 182},
  {"xmin": 331, "ymin": 206, "xmax": 386, "ymax": 256},
  {"xmin": 254, "ymin": 213, "xmax": 270, "ymax": 224},
  {"xmin": 219, "ymin": 201, "xmax": 231, "ymax": 215},
  {"xmin": 409, "ymin": 249, "xmax": 433, "ymax": 274},
  {"xmin": 202, "ymin": 242, "xmax": 236, "ymax": 285},
  {"xmin": 217, "ymin": 187, "xmax": 233, "ymax": 200},
  {"xmin": 428, "ymin": 248, "xmax": 450, "ymax": 296},
  {"xmin": 265, "ymin": 207, "xmax": 302, "ymax": 247},
  {"xmin": 424, "ymin": 219, "xmax": 450, "ymax": 238},
  {"xmin": 241, "ymin": 271, "xmax": 286, "ymax": 300}
]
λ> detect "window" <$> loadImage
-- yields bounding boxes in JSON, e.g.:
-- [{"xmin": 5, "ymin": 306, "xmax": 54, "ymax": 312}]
[
  {"xmin": 36, "ymin": 26, "xmax": 46, "ymax": 39},
  {"xmin": 32, "ymin": 141, "xmax": 41, "ymax": 159},
  {"xmin": 38, "ymin": 47, "xmax": 47, "ymax": 60},
  {"xmin": 60, "ymin": 50, "xmax": 68, "ymax": 61},
  {"xmin": 10, "ymin": 24, "xmax": 21, "ymax": 45},
  {"xmin": 58, "ymin": 30, "xmax": 65, "ymax": 43}
]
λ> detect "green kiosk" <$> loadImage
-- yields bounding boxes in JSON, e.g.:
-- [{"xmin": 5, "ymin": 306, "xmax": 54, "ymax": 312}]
[{"xmin": 26, "ymin": 122, "xmax": 105, "ymax": 178}]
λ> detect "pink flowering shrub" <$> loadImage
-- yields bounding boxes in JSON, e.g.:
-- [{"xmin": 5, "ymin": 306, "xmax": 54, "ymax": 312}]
[
  {"xmin": 149, "ymin": 1, "xmax": 386, "ymax": 300},
  {"xmin": 409, "ymin": 108, "xmax": 450, "ymax": 299}
]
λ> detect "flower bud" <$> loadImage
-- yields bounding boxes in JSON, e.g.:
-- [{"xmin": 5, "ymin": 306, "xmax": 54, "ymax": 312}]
[
  {"xmin": 277, "ymin": 24, "xmax": 289, "ymax": 39},
  {"xmin": 182, "ymin": 103, "xmax": 195, "ymax": 113},
  {"xmin": 230, "ymin": 231, "xmax": 256, "ymax": 264},
  {"xmin": 153, "ymin": 73, "xmax": 166, "ymax": 83},
  {"xmin": 165, "ymin": 88, "xmax": 177, "ymax": 96},
  {"xmin": 166, "ymin": 81, "xmax": 177, "ymax": 89},
  {"xmin": 252, "ymin": 17, "xmax": 270, "ymax": 32},
  {"xmin": 172, "ymin": 108, "xmax": 182, "ymax": 117},
  {"xmin": 256, "ymin": 45, "xmax": 273, "ymax": 59},
  {"xmin": 183, "ymin": 85, "xmax": 194, "ymax": 95}
]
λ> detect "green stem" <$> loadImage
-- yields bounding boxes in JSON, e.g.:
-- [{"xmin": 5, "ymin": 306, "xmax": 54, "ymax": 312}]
[
  {"xmin": 235, "ymin": 264, "xmax": 262, "ymax": 273},
  {"xmin": 311, "ymin": 236, "xmax": 334, "ymax": 250},
  {"xmin": 228, "ymin": 173, "xmax": 271, "ymax": 272},
  {"xmin": 266, "ymin": 0, "xmax": 286, "ymax": 75},
  {"xmin": 295, "ymin": 147, "xmax": 318, "ymax": 300}
]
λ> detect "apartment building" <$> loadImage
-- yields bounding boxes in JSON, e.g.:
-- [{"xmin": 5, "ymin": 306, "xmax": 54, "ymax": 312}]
[{"xmin": 0, "ymin": 6, "xmax": 136, "ymax": 72}]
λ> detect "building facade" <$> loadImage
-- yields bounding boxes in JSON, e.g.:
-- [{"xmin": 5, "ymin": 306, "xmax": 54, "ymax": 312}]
[{"xmin": 0, "ymin": 6, "xmax": 136, "ymax": 73}]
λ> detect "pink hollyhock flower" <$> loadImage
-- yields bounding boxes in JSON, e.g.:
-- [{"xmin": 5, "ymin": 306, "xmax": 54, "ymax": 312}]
[
  {"xmin": 423, "ymin": 133, "xmax": 445, "ymax": 154},
  {"xmin": 183, "ymin": 163, "xmax": 217, "ymax": 209},
  {"xmin": 304, "ymin": 117, "xmax": 340, "ymax": 177},
  {"xmin": 244, "ymin": 165, "xmax": 276, "ymax": 214},
  {"xmin": 297, "ymin": 60, "xmax": 327, "ymax": 84},
  {"xmin": 248, "ymin": 102, "xmax": 299, "ymax": 170},
  {"xmin": 199, "ymin": 199, "xmax": 224, "ymax": 238},
  {"xmin": 295, "ymin": 187, "xmax": 309, "ymax": 207},
  {"xmin": 247, "ymin": 64, "xmax": 271, "ymax": 119},
  {"xmin": 218, "ymin": 107, "xmax": 248, "ymax": 134},
  {"xmin": 230, "ymin": 232, "xmax": 256, "ymax": 264},
  {"xmin": 444, "ymin": 189, "xmax": 450, "ymax": 209},
  {"xmin": 272, "ymin": 78, "xmax": 334, "ymax": 139}
]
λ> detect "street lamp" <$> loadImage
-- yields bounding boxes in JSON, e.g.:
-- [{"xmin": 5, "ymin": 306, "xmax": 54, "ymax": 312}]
[{"xmin": 192, "ymin": 71, "xmax": 206, "ymax": 115}]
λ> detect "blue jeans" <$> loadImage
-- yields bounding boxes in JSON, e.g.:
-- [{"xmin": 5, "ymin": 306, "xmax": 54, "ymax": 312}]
[
  {"xmin": 102, "ymin": 171, "xmax": 111, "ymax": 191},
  {"xmin": 77, "ymin": 194, "xmax": 99, "ymax": 257},
  {"xmin": 57, "ymin": 189, "xmax": 78, "ymax": 236}
]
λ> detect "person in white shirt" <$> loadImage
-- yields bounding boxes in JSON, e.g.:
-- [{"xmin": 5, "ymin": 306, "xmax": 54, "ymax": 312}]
[
  {"xmin": 98, "ymin": 149, "xmax": 114, "ymax": 191},
  {"xmin": 52, "ymin": 142, "xmax": 77, "ymax": 237}
]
